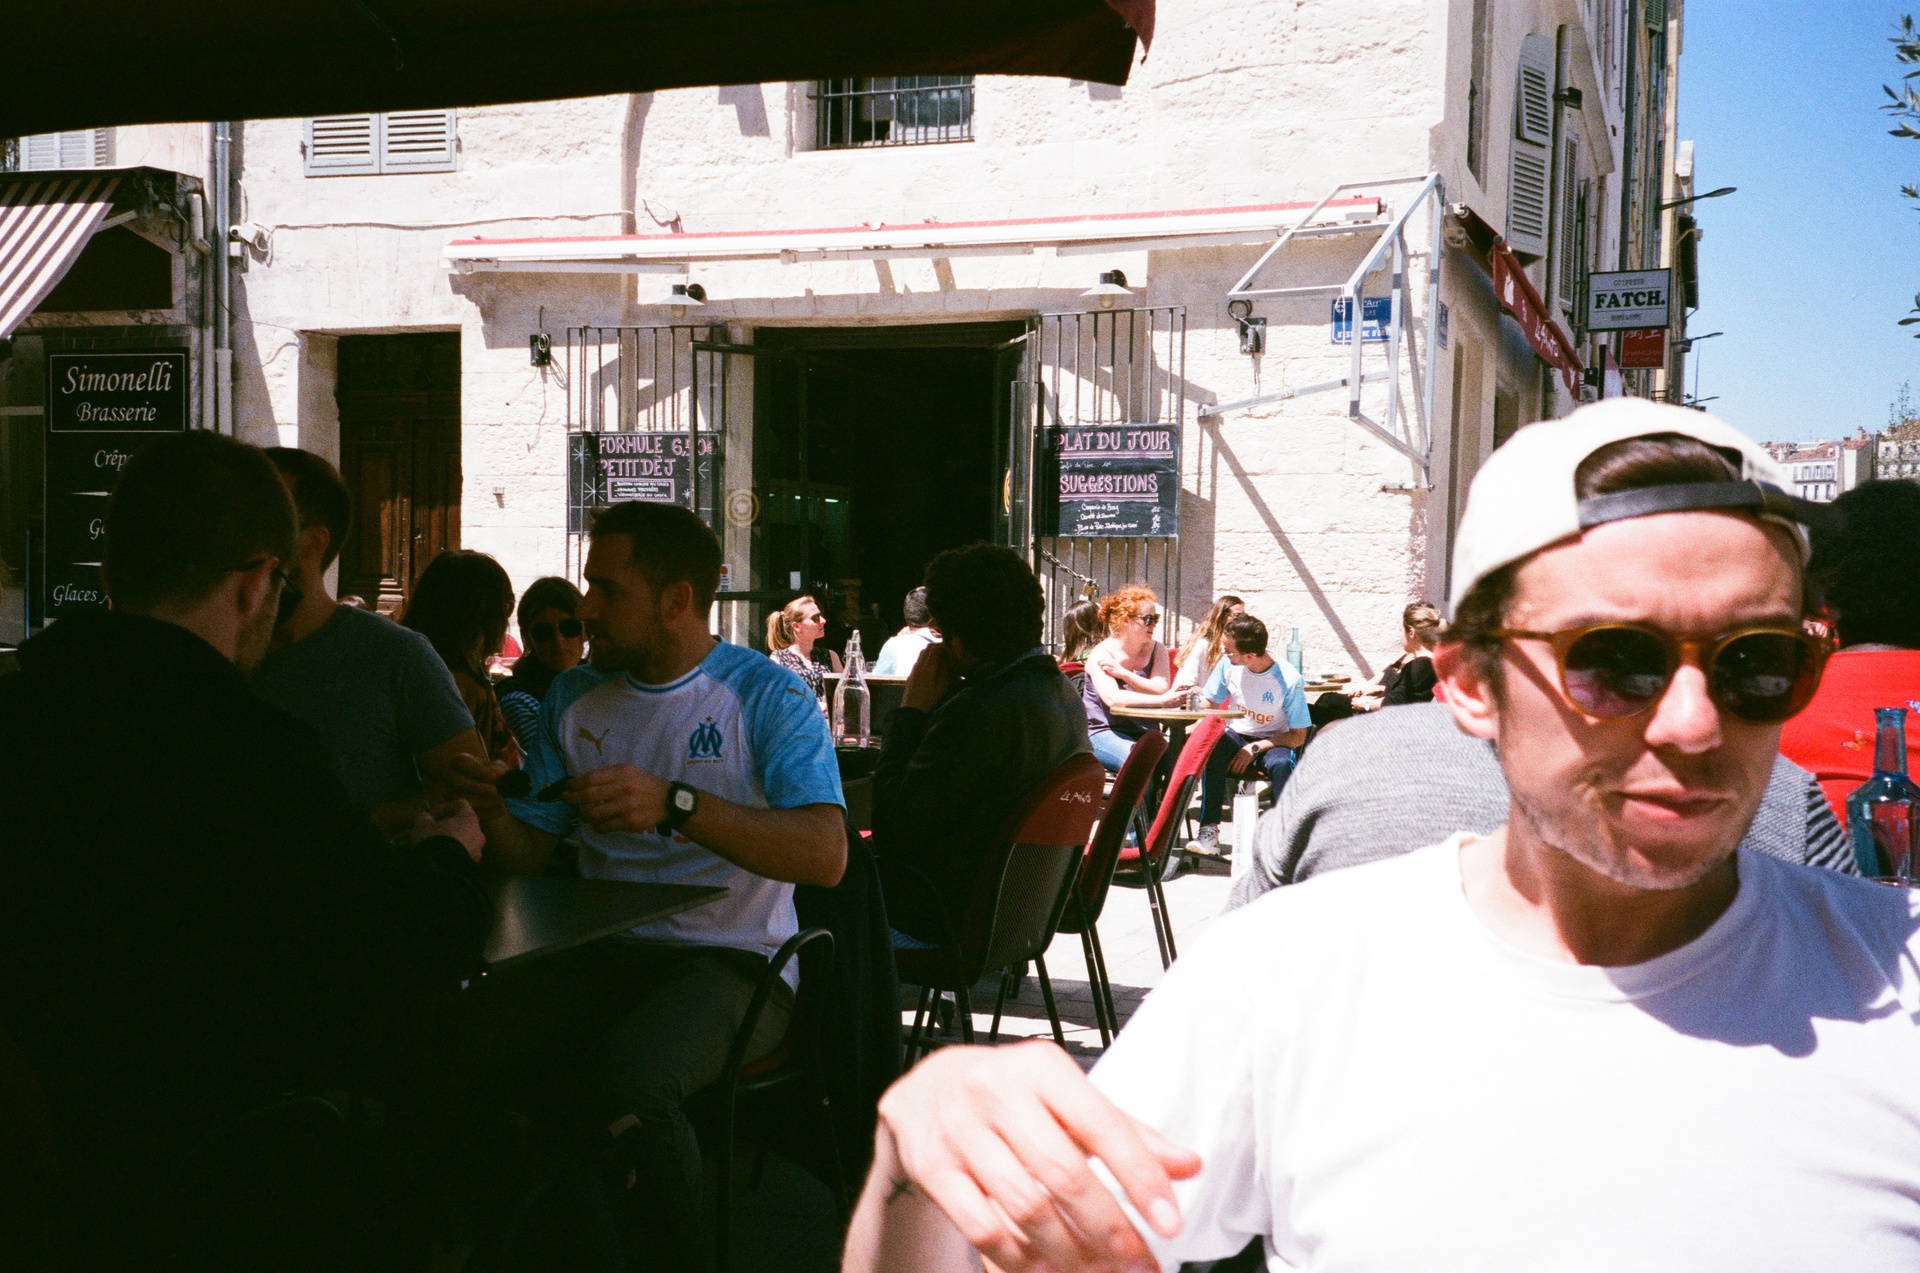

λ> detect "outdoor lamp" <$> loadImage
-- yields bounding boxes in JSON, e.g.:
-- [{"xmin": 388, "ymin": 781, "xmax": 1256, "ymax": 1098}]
[
  {"xmin": 1658, "ymin": 186, "xmax": 1735, "ymax": 212},
  {"xmin": 670, "ymin": 282, "xmax": 707, "ymax": 317},
  {"xmin": 1082, "ymin": 270, "xmax": 1132, "ymax": 309}
]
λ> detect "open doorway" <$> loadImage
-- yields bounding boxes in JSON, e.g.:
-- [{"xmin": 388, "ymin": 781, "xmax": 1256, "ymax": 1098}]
[{"xmin": 750, "ymin": 322, "xmax": 1024, "ymax": 651}]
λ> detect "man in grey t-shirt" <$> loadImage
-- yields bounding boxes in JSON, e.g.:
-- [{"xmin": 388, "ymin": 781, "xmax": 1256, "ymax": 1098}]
[
  {"xmin": 1224, "ymin": 700, "xmax": 1856, "ymax": 911},
  {"xmin": 252, "ymin": 449, "xmax": 479, "ymax": 835}
]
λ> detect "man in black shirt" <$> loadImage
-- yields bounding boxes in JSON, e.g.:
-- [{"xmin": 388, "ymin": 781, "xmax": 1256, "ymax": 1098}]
[
  {"xmin": 0, "ymin": 432, "xmax": 492, "ymax": 1264},
  {"xmin": 871, "ymin": 545, "xmax": 1092, "ymax": 944}
]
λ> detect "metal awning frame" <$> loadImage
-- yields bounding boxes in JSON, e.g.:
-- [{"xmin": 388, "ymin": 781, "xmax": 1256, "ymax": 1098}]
[
  {"xmin": 440, "ymin": 198, "xmax": 1387, "ymax": 274},
  {"xmin": 1208, "ymin": 172, "xmax": 1446, "ymax": 489}
]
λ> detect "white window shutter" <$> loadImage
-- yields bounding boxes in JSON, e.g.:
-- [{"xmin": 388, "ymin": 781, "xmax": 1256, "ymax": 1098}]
[
  {"xmin": 305, "ymin": 115, "xmax": 379, "ymax": 175},
  {"xmin": 1556, "ymin": 137, "xmax": 1581, "ymax": 300},
  {"xmin": 378, "ymin": 109, "xmax": 457, "ymax": 173},
  {"xmin": 17, "ymin": 130, "xmax": 110, "ymax": 170},
  {"xmin": 1507, "ymin": 138, "xmax": 1551, "ymax": 258},
  {"xmin": 21, "ymin": 133, "xmax": 61, "ymax": 169},
  {"xmin": 56, "ymin": 130, "xmax": 92, "ymax": 168},
  {"xmin": 1515, "ymin": 35, "xmax": 1555, "ymax": 146}
]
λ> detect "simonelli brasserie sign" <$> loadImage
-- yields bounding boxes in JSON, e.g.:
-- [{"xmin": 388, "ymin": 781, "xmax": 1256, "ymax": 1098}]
[
  {"xmin": 1042, "ymin": 422, "xmax": 1180, "ymax": 538},
  {"xmin": 45, "ymin": 352, "xmax": 190, "ymax": 618},
  {"xmin": 567, "ymin": 431, "xmax": 718, "ymax": 531}
]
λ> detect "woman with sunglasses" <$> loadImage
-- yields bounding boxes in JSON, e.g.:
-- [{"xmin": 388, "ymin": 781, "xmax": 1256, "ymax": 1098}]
[
  {"xmin": 498, "ymin": 575, "xmax": 587, "ymax": 752},
  {"xmin": 1082, "ymin": 585, "xmax": 1189, "ymax": 771},
  {"xmin": 767, "ymin": 594, "xmax": 844, "ymax": 695}
]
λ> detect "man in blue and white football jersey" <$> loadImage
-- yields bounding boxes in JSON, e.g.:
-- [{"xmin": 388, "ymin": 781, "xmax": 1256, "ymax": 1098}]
[
  {"xmin": 453, "ymin": 499, "xmax": 845, "ymax": 1268},
  {"xmin": 1194, "ymin": 612, "xmax": 1312, "ymax": 852}
]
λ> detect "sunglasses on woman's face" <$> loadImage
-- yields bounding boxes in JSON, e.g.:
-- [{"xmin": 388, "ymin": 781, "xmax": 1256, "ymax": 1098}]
[
  {"xmin": 1489, "ymin": 621, "xmax": 1832, "ymax": 724},
  {"xmin": 528, "ymin": 618, "xmax": 584, "ymax": 642},
  {"xmin": 1135, "ymin": 612, "xmax": 1161, "ymax": 627}
]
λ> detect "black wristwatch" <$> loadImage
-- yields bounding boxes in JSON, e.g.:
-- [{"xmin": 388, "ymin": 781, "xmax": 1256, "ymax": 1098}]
[{"xmin": 659, "ymin": 781, "xmax": 699, "ymax": 836}]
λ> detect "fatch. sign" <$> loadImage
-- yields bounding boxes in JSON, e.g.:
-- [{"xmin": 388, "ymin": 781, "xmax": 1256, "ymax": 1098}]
[{"xmin": 1585, "ymin": 269, "xmax": 1671, "ymax": 332}]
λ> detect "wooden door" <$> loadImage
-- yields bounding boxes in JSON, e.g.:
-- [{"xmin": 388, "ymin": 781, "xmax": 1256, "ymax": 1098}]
[{"xmin": 336, "ymin": 334, "xmax": 460, "ymax": 613}]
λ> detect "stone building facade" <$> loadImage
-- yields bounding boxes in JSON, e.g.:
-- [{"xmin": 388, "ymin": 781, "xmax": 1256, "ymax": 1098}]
[{"xmin": 5, "ymin": 0, "xmax": 1689, "ymax": 675}]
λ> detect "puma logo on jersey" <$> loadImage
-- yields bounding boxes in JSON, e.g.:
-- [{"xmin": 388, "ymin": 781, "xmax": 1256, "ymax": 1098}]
[{"xmin": 577, "ymin": 725, "xmax": 612, "ymax": 754}]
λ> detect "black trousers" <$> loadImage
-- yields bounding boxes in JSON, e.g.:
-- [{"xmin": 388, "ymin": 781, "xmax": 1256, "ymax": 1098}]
[{"xmin": 435, "ymin": 940, "xmax": 791, "ymax": 1271}]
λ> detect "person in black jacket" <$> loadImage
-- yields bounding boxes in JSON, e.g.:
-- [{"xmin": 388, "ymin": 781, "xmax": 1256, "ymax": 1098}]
[
  {"xmin": 0, "ymin": 432, "xmax": 492, "ymax": 1266},
  {"xmin": 1351, "ymin": 601, "xmax": 1442, "ymax": 710},
  {"xmin": 872, "ymin": 545, "xmax": 1093, "ymax": 945}
]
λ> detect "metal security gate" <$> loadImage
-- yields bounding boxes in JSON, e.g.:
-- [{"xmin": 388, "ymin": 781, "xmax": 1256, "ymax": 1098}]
[
  {"xmin": 563, "ymin": 324, "xmax": 730, "ymax": 580},
  {"xmin": 1013, "ymin": 307, "xmax": 1187, "ymax": 649}
]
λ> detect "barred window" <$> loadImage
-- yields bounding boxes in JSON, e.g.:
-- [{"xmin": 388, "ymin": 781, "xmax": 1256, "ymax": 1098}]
[{"xmin": 812, "ymin": 77, "xmax": 974, "ymax": 149}]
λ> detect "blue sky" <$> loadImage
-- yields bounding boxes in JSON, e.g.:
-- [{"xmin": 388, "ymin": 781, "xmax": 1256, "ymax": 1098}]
[{"xmin": 1681, "ymin": 1, "xmax": 1920, "ymax": 442}]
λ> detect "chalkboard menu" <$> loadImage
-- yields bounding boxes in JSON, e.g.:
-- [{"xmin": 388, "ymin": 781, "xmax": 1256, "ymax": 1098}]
[
  {"xmin": 45, "ymin": 351, "xmax": 190, "ymax": 618},
  {"xmin": 1042, "ymin": 422, "xmax": 1180, "ymax": 538},
  {"xmin": 567, "ymin": 431, "xmax": 718, "ymax": 532}
]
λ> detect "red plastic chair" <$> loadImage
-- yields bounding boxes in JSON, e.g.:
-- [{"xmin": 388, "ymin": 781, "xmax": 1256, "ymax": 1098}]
[
  {"xmin": 1113, "ymin": 717, "xmax": 1225, "ymax": 969},
  {"xmin": 1055, "ymin": 728, "xmax": 1167, "ymax": 1046},
  {"xmin": 896, "ymin": 753, "xmax": 1107, "ymax": 1058}
]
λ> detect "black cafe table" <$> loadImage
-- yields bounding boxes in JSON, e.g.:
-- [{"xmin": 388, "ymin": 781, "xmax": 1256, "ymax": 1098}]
[{"xmin": 484, "ymin": 877, "xmax": 727, "ymax": 970}]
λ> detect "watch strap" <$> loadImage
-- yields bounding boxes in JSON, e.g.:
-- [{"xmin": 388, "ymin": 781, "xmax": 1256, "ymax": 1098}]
[{"xmin": 660, "ymin": 781, "xmax": 698, "ymax": 835}]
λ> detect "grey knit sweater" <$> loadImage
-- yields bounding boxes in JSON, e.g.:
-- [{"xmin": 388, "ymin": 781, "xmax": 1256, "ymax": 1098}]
[{"xmin": 1225, "ymin": 701, "xmax": 1855, "ymax": 912}]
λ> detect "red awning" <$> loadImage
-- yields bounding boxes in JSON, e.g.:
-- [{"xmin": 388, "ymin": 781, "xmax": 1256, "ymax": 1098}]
[
  {"xmin": 1490, "ymin": 244, "xmax": 1582, "ymax": 395},
  {"xmin": 2, "ymin": 0, "xmax": 1151, "ymax": 136},
  {"xmin": 0, "ymin": 174, "xmax": 120, "ymax": 341}
]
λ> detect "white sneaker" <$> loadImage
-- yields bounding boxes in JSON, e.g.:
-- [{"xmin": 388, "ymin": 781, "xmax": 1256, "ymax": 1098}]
[{"xmin": 1194, "ymin": 824, "xmax": 1221, "ymax": 854}]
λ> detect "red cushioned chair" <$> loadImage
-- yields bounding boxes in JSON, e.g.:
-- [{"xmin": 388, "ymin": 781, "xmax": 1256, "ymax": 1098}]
[
  {"xmin": 896, "ymin": 753, "xmax": 1107, "ymax": 1060},
  {"xmin": 1113, "ymin": 717, "xmax": 1225, "ymax": 970},
  {"xmin": 1053, "ymin": 728, "xmax": 1167, "ymax": 1046}
]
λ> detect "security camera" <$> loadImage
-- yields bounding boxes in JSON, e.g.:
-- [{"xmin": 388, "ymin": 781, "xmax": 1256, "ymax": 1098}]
[{"xmin": 230, "ymin": 221, "xmax": 271, "ymax": 252}]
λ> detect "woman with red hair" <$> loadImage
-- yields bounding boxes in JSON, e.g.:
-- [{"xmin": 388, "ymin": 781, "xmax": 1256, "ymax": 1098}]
[{"xmin": 1081, "ymin": 585, "xmax": 1187, "ymax": 771}]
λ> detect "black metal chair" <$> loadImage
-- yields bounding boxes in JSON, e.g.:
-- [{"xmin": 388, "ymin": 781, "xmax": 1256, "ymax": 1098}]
[
  {"xmin": 896, "ymin": 753, "xmax": 1107, "ymax": 1059},
  {"xmin": 711, "ymin": 926, "xmax": 845, "ymax": 1273},
  {"xmin": 1053, "ymin": 728, "xmax": 1167, "ymax": 1046}
]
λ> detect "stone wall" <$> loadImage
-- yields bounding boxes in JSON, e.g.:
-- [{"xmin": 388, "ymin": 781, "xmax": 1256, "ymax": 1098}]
[{"xmin": 231, "ymin": 0, "xmax": 1630, "ymax": 676}]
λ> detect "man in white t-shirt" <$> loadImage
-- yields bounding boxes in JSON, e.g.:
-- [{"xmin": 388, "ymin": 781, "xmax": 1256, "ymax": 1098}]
[
  {"xmin": 871, "ymin": 585, "xmax": 940, "ymax": 677},
  {"xmin": 842, "ymin": 400, "xmax": 1920, "ymax": 1273},
  {"xmin": 1194, "ymin": 613, "xmax": 1311, "ymax": 852}
]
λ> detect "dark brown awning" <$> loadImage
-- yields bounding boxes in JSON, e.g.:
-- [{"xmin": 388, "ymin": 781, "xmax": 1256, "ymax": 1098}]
[{"xmin": 2, "ymin": 0, "xmax": 1152, "ymax": 137}]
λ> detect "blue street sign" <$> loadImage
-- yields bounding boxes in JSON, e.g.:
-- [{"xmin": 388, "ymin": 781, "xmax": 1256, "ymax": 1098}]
[{"xmin": 1331, "ymin": 296, "xmax": 1392, "ymax": 344}]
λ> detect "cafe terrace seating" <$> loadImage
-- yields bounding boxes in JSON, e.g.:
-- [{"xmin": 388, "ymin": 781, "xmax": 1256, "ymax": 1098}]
[{"xmin": 897, "ymin": 754, "xmax": 1107, "ymax": 1061}]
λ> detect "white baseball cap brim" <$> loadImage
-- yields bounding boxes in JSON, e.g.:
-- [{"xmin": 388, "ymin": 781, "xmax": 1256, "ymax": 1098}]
[{"xmin": 1448, "ymin": 398, "xmax": 1811, "ymax": 614}]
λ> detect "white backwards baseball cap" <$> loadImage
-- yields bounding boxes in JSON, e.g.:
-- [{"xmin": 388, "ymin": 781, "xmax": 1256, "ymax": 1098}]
[{"xmin": 1448, "ymin": 398, "xmax": 1830, "ymax": 614}]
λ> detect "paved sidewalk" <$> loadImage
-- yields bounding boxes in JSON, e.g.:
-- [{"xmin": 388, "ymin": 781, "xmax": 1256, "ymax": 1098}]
[{"xmin": 901, "ymin": 857, "xmax": 1240, "ymax": 1069}]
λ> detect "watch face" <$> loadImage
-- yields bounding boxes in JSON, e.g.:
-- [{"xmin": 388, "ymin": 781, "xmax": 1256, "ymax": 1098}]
[{"xmin": 673, "ymin": 787, "xmax": 697, "ymax": 813}]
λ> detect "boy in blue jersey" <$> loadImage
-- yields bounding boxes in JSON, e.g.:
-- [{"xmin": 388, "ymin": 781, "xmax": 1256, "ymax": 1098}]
[
  {"xmin": 450, "ymin": 500, "xmax": 845, "ymax": 1269},
  {"xmin": 1194, "ymin": 613, "xmax": 1312, "ymax": 852}
]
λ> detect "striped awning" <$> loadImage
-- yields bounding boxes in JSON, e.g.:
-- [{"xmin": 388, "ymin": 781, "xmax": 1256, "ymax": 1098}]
[{"xmin": 0, "ymin": 173, "xmax": 120, "ymax": 340}]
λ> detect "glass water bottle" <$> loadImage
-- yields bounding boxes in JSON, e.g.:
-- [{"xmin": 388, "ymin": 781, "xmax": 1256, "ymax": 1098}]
[
  {"xmin": 1847, "ymin": 706, "xmax": 1920, "ymax": 882},
  {"xmin": 1286, "ymin": 626, "xmax": 1305, "ymax": 676},
  {"xmin": 833, "ymin": 630, "xmax": 872, "ymax": 744}
]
